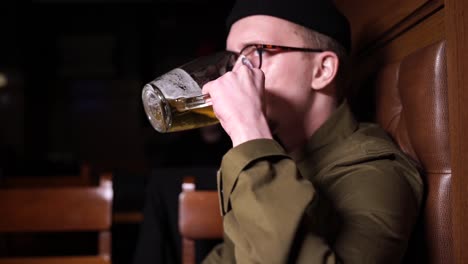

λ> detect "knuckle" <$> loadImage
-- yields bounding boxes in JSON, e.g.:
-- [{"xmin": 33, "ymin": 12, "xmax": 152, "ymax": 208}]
[{"xmin": 202, "ymin": 79, "xmax": 216, "ymax": 92}]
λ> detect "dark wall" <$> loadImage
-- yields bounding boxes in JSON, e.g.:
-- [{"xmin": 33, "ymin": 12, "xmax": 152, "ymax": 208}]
[{"xmin": 0, "ymin": 1, "xmax": 234, "ymax": 176}]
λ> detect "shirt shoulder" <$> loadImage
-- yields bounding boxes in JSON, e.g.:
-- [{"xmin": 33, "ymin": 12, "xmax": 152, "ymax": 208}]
[
  {"xmin": 313, "ymin": 122, "xmax": 423, "ymax": 210},
  {"xmin": 314, "ymin": 123, "xmax": 416, "ymax": 171}
]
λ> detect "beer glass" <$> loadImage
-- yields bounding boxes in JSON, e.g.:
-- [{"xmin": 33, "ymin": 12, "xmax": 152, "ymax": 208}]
[{"xmin": 142, "ymin": 51, "xmax": 236, "ymax": 133}]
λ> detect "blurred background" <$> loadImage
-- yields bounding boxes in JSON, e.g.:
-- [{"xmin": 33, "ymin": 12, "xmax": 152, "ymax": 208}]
[{"xmin": 0, "ymin": 0, "xmax": 234, "ymax": 263}]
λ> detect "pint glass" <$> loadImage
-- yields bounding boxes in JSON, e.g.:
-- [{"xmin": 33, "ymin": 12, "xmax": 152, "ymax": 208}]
[{"xmin": 142, "ymin": 51, "xmax": 236, "ymax": 133}]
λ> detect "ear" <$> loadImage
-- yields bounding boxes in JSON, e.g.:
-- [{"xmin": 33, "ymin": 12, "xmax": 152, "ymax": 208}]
[{"xmin": 311, "ymin": 51, "xmax": 339, "ymax": 90}]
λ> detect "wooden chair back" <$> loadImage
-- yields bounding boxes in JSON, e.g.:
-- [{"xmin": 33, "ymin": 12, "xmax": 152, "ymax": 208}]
[
  {"xmin": 178, "ymin": 177, "xmax": 222, "ymax": 264},
  {"xmin": 0, "ymin": 163, "xmax": 93, "ymax": 188},
  {"xmin": 0, "ymin": 174, "xmax": 113, "ymax": 264}
]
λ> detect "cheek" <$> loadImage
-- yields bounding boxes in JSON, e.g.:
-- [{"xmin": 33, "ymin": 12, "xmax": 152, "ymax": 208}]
[
  {"xmin": 264, "ymin": 58, "xmax": 312, "ymax": 102},
  {"xmin": 262, "ymin": 58, "xmax": 313, "ymax": 125}
]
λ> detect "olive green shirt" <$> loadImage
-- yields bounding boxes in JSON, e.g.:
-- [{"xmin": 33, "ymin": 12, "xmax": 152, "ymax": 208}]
[{"xmin": 203, "ymin": 103, "xmax": 423, "ymax": 264}]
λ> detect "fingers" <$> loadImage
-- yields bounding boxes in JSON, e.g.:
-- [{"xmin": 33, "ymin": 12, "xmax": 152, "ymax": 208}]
[
  {"xmin": 201, "ymin": 78, "xmax": 213, "ymax": 95},
  {"xmin": 202, "ymin": 55, "xmax": 263, "ymax": 96},
  {"xmin": 232, "ymin": 55, "xmax": 254, "ymax": 72},
  {"xmin": 203, "ymin": 55, "xmax": 251, "ymax": 94},
  {"xmin": 241, "ymin": 55, "xmax": 254, "ymax": 69}
]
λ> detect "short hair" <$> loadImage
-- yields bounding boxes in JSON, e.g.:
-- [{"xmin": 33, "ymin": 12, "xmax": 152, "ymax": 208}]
[{"xmin": 296, "ymin": 25, "xmax": 350, "ymax": 102}]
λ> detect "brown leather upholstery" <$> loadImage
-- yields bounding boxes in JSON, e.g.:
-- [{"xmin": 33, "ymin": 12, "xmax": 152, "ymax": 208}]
[{"xmin": 374, "ymin": 40, "xmax": 452, "ymax": 264}]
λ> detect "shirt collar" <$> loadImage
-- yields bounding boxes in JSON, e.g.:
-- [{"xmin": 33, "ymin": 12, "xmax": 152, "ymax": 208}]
[{"xmin": 291, "ymin": 101, "xmax": 358, "ymax": 175}]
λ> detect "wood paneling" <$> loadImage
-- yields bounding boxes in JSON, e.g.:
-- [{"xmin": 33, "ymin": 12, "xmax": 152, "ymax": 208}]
[
  {"xmin": 364, "ymin": 8, "xmax": 445, "ymax": 63},
  {"xmin": 335, "ymin": 0, "xmax": 443, "ymax": 53},
  {"xmin": 445, "ymin": 0, "xmax": 468, "ymax": 262},
  {"xmin": 348, "ymin": 9, "xmax": 445, "ymax": 120}
]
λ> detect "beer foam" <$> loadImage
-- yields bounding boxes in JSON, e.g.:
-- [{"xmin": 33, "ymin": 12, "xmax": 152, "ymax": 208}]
[{"xmin": 153, "ymin": 68, "xmax": 201, "ymax": 99}]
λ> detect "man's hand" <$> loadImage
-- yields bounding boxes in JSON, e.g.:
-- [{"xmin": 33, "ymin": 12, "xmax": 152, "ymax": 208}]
[{"xmin": 202, "ymin": 57, "xmax": 273, "ymax": 147}]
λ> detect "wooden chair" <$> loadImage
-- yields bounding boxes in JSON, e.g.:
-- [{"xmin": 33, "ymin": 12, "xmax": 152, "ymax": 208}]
[
  {"xmin": 0, "ymin": 163, "xmax": 93, "ymax": 188},
  {"xmin": 0, "ymin": 174, "xmax": 113, "ymax": 264},
  {"xmin": 178, "ymin": 177, "xmax": 222, "ymax": 264}
]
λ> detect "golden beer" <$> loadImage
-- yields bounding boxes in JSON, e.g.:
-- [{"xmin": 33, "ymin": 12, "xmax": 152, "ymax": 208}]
[
  {"xmin": 142, "ymin": 85, "xmax": 219, "ymax": 133},
  {"xmin": 142, "ymin": 51, "xmax": 236, "ymax": 133},
  {"xmin": 165, "ymin": 98, "xmax": 218, "ymax": 132}
]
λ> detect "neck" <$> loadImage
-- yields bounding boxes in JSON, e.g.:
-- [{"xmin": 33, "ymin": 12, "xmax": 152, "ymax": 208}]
[{"xmin": 276, "ymin": 93, "xmax": 337, "ymax": 153}]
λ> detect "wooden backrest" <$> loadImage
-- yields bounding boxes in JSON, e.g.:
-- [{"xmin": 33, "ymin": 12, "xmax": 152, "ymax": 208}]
[
  {"xmin": 0, "ymin": 163, "xmax": 93, "ymax": 188},
  {"xmin": 178, "ymin": 177, "xmax": 222, "ymax": 264},
  {"xmin": 0, "ymin": 174, "xmax": 113, "ymax": 264}
]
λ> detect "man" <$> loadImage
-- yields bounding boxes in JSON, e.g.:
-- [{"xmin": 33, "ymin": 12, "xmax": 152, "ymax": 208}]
[{"xmin": 201, "ymin": 0, "xmax": 423, "ymax": 263}]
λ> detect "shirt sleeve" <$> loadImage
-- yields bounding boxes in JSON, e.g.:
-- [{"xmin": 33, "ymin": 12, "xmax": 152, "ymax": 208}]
[
  {"xmin": 216, "ymin": 138, "xmax": 317, "ymax": 263},
  {"xmin": 205, "ymin": 138, "xmax": 421, "ymax": 263}
]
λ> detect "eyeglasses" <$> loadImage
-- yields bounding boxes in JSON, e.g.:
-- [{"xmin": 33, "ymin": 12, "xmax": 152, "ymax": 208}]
[{"xmin": 231, "ymin": 44, "xmax": 324, "ymax": 69}]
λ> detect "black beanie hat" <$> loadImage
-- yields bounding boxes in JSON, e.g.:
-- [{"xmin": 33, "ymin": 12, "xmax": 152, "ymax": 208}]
[{"xmin": 226, "ymin": 0, "xmax": 351, "ymax": 53}]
